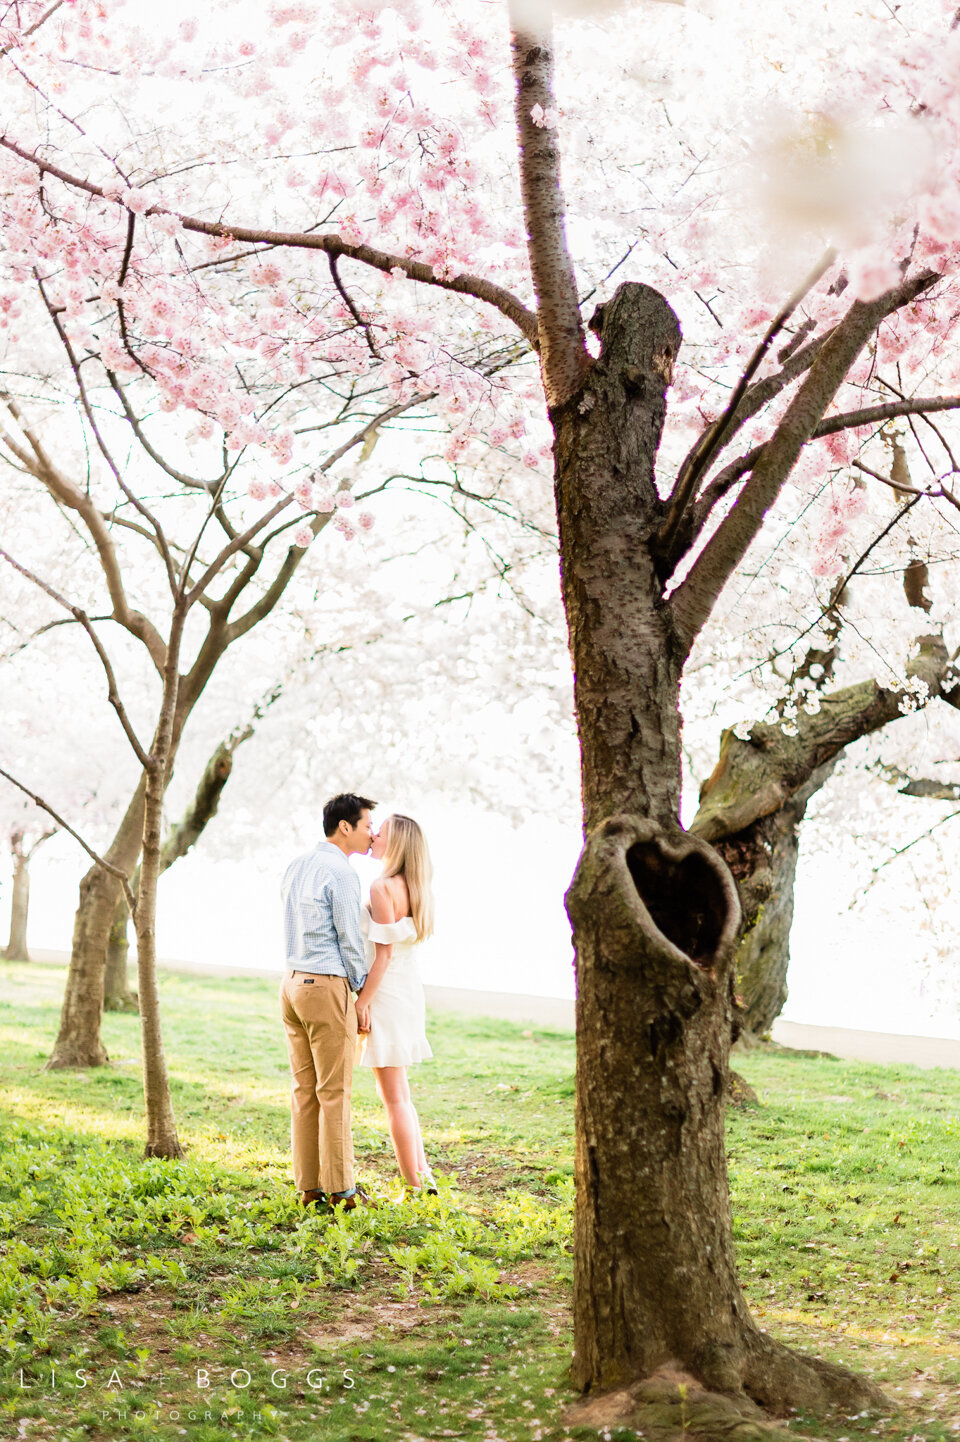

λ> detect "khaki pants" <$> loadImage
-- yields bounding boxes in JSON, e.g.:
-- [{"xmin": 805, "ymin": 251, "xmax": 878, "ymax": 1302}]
[{"xmin": 279, "ymin": 972, "xmax": 358, "ymax": 1195}]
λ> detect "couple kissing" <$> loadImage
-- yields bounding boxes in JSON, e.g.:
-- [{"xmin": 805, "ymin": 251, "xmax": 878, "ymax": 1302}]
[{"xmin": 279, "ymin": 793, "xmax": 436, "ymax": 1212}]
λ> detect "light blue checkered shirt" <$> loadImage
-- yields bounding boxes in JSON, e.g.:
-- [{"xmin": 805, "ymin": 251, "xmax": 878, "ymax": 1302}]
[{"xmin": 281, "ymin": 841, "xmax": 367, "ymax": 991}]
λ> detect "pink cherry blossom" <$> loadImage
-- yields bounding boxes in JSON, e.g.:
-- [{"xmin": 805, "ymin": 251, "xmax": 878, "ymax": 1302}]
[{"xmin": 847, "ymin": 249, "xmax": 903, "ymax": 303}]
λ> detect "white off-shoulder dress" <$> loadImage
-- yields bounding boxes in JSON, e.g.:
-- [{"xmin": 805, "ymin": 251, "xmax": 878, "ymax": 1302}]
[{"xmin": 359, "ymin": 910, "xmax": 434, "ymax": 1069}]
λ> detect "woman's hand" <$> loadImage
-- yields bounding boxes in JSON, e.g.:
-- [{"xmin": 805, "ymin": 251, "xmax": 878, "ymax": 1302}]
[{"xmin": 356, "ymin": 997, "xmax": 371, "ymax": 1034}]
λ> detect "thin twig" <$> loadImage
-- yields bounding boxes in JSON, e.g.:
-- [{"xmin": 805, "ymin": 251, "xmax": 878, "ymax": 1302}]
[
  {"xmin": 659, "ymin": 248, "xmax": 836, "ymax": 555},
  {"xmin": 0, "ymin": 545, "xmax": 152, "ymax": 767},
  {"xmin": 738, "ymin": 495, "xmax": 923, "ymax": 680},
  {"xmin": 852, "ymin": 806, "xmax": 960, "ymax": 904},
  {"xmin": 328, "ymin": 253, "xmax": 381, "ymax": 360},
  {"xmin": 35, "ymin": 274, "xmax": 178, "ymax": 592}
]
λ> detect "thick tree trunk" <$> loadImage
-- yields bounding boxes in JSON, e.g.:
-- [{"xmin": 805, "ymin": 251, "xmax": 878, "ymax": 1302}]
[
  {"xmin": 553, "ymin": 283, "xmax": 882, "ymax": 1417},
  {"xmin": 47, "ymin": 779, "xmax": 146, "ymax": 1068},
  {"xmin": 568, "ymin": 815, "xmax": 748, "ymax": 1389},
  {"xmin": 4, "ymin": 849, "xmax": 30, "ymax": 961}
]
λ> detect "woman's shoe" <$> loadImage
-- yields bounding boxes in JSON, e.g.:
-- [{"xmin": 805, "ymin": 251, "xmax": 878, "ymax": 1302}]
[{"xmin": 418, "ymin": 1169, "xmax": 439, "ymax": 1196}]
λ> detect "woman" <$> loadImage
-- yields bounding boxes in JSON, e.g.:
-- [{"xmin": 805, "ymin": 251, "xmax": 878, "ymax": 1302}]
[{"xmin": 355, "ymin": 814, "xmax": 437, "ymax": 1193}]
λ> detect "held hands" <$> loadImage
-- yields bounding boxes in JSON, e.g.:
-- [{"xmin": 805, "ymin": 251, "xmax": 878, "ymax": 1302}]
[{"xmin": 356, "ymin": 999, "xmax": 371, "ymax": 1035}]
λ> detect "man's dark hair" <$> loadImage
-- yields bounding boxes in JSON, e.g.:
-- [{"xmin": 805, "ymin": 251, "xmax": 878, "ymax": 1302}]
[{"xmin": 323, "ymin": 793, "xmax": 376, "ymax": 837}]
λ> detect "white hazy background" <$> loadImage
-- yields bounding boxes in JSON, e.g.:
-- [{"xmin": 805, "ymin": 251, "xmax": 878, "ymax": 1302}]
[{"xmin": 5, "ymin": 798, "xmax": 959, "ymax": 1041}]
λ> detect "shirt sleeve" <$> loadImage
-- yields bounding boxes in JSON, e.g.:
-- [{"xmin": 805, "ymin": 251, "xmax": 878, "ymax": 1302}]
[{"xmin": 330, "ymin": 865, "xmax": 367, "ymax": 990}]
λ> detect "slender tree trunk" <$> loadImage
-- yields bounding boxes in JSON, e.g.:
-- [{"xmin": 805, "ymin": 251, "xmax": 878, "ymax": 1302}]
[
  {"xmin": 135, "ymin": 607, "xmax": 187, "ymax": 1159},
  {"xmin": 133, "ymin": 608, "xmax": 187, "ymax": 1159},
  {"xmin": 4, "ymin": 846, "xmax": 30, "ymax": 962},
  {"xmin": 47, "ymin": 780, "xmax": 146, "ymax": 1068},
  {"xmin": 104, "ymin": 739, "xmax": 235, "ymax": 1012},
  {"xmin": 553, "ymin": 283, "xmax": 881, "ymax": 1415}
]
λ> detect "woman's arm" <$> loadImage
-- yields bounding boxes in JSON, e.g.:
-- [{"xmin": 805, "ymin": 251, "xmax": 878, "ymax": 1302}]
[{"xmin": 355, "ymin": 879, "xmax": 395, "ymax": 1030}]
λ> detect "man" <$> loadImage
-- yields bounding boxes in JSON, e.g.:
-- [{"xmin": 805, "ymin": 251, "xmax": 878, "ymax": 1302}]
[{"xmin": 280, "ymin": 792, "xmax": 376, "ymax": 1212}]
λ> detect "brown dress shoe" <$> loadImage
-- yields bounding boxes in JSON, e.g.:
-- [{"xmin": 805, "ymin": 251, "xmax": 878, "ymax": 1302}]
[{"xmin": 300, "ymin": 1188, "xmax": 329, "ymax": 1208}]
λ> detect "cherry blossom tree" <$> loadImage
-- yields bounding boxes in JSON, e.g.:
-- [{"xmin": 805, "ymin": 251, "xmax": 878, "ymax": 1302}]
[
  {"xmin": 0, "ymin": 0, "xmax": 551, "ymax": 1097},
  {"xmin": 6, "ymin": 0, "xmax": 960, "ymax": 1426},
  {"xmin": 102, "ymin": 524, "xmax": 573, "ymax": 1004}
]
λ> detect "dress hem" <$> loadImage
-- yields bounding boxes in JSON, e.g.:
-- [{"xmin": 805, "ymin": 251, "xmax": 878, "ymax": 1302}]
[{"xmin": 359, "ymin": 1046, "xmax": 433, "ymax": 1069}]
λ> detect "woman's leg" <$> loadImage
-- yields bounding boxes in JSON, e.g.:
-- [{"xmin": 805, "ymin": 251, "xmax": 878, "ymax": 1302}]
[
  {"xmin": 374, "ymin": 1066, "xmax": 424, "ymax": 1185},
  {"xmin": 410, "ymin": 1101, "xmax": 428, "ymax": 1173}
]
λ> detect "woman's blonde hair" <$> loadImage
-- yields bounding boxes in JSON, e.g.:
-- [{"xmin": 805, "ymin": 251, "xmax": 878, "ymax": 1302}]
[{"xmin": 380, "ymin": 814, "xmax": 435, "ymax": 942}]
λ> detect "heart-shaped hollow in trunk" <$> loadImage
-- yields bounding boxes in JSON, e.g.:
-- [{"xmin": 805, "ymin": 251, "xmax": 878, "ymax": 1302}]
[{"xmin": 626, "ymin": 837, "xmax": 731, "ymax": 969}]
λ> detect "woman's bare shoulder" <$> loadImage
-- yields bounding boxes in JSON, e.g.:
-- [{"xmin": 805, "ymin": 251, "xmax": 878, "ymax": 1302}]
[
  {"xmin": 384, "ymin": 872, "xmax": 410, "ymax": 916},
  {"xmin": 369, "ymin": 875, "xmax": 397, "ymax": 922}
]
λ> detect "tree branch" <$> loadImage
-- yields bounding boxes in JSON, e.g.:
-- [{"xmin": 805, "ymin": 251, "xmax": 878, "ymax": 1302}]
[
  {"xmin": 0, "ymin": 394, "xmax": 167, "ymax": 671},
  {"xmin": 109, "ymin": 374, "xmax": 225, "ymax": 492},
  {"xmin": 658, "ymin": 249, "xmax": 835, "ymax": 563},
  {"xmin": 508, "ymin": 7, "xmax": 587, "ymax": 407},
  {"xmin": 687, "ymin": 393, "xmax": 960, "ymax": 541},
  {"xmin": 0, "ymin": 135, "xmax": 540, "ymax": 346},
  {"xmin": 185, "ymin": 493, "xmax": 290, "ymax": 605},
  {"xmin": 815, "ymin": 394, "xmax": 960, "ymax": 440},
  {"xmin": 670, "ymin": 272, "xmax": 939, "ymax": 647},
  {"xmin": 0, "ymin": 1, "xmax": 66, "ymax": 59},
  {"xmin": 853, "ymin": 806, "xmax": 960, "ymax": 903},
  {"xmin": 0, "ymin": 763, "xmax": 136, "ymax": 911},
  {"xmin": 694, "ymin": 635, "xmax": 954, "ymax": 843},
  {"xmin": 875, "ymin": 762, "xmax": 960, "ymax": 800},
  {"xmin": 744, "ymin": 494, "xmax": 923, "ymax": 678},
  {"xmin": 328, "ymin": 253, "xmax": 381, "ymax": 360}
]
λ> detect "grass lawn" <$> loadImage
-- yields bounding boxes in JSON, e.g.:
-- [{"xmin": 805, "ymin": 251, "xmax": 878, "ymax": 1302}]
[{"xmin": 0, "ymin": 961, "xmax": 957, "ymax": 1442}]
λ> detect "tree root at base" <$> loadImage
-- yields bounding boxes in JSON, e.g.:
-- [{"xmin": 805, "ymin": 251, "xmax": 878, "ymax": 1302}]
[
  {"xmin": 46, "ymin": 1042, "xmax": 109, "ymax": 1069},
  {"xmin": 566, "ymin": 1349, "xmax": 888, "ymax": 1442},
  {"xmin": 144, "ymin": 1141, "xmax": 185, "ymax": 1160}
]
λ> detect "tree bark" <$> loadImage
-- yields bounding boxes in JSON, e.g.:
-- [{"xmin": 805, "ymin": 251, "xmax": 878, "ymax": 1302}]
[
  {"xmin": 48, "ymin": 621, "xmax": 228, "ymax": 1065},
  {"xmin": 103, "ymin": 899, "xmax": 136, "ymax": 1012},
  {"xmin": 568, "ymin": 815, "xmax": 746, "ymax": 1389},
  {"xmin": 691, "ymin": 638, "xmax": 957, "ymax": 1042},
  {"xmin": 135, "ymin": 608, "xmax": 186, "ymax": 1159},
  {"xmin": 47, "ymin": 779, "xmax": 146, "ymax": 1068},
  {"xmin": 552, "ymin": 282, "xmax": 883, "ymax": 1416},
  {"xmin": 104, "ymin": 740, "xmax": 235, "ymax": 1012},
  {"xmin": 4, "ymin": 840, "xmax": 30, "ymax": 961},
  {"xmin": 706, "ymin": 763, "xmax": 835, "ymax": 1041}
]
